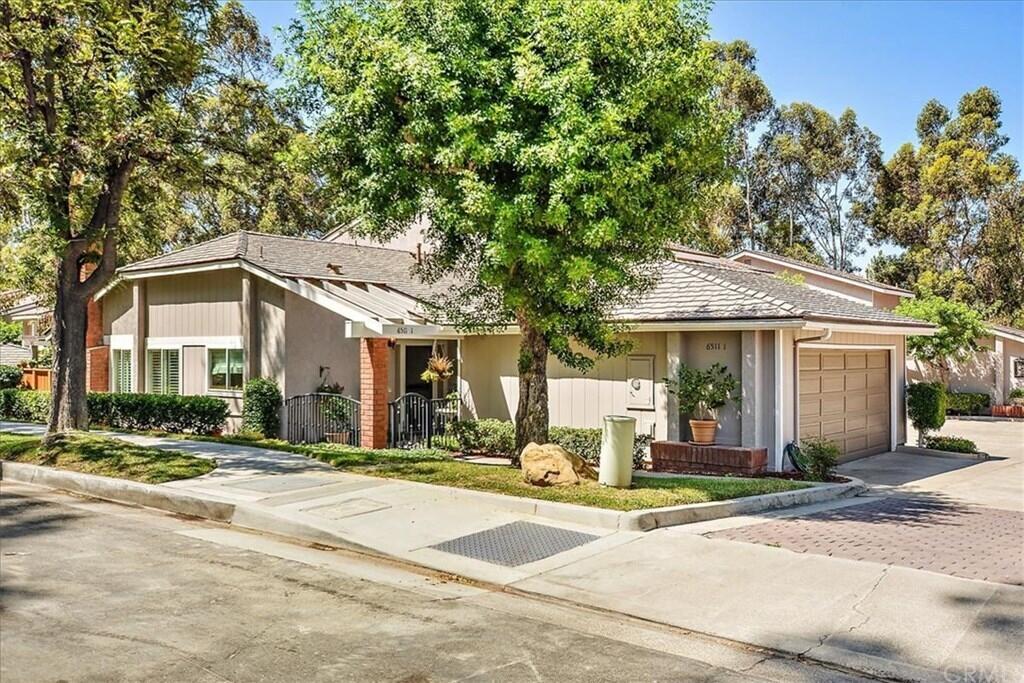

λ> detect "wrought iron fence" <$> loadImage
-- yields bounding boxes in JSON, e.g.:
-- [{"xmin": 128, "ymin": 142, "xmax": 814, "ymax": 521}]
[
  {"xmin": 285, "ymin": 392, "xmax": 361, "ymax": 446},
  {"xmin": 388, "ymin": 393, "xmax": 459, "ymax": 449}
]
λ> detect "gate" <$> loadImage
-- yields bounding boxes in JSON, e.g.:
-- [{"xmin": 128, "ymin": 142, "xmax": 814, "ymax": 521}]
[
  {"xmin": 285, "ymin": 393, "xmax": 361, "ymax": 446},
  {"xmin": 388, "ymin": 393, "xmax": 459, "ymax": 449}
]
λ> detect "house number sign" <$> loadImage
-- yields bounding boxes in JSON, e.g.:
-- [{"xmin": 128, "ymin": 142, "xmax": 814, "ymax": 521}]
[{"xmin": 705, "ymin": 342, "xmax": 727, "ymax": 351}]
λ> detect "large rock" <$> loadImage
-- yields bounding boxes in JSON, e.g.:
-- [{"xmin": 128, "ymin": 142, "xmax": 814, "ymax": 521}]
[{"xmin": 520, "ymin": 442, "xmax": 596, "ymax": 487}]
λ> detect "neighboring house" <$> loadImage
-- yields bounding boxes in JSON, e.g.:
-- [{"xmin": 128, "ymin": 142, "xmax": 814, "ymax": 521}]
[
  {"xmin": 729, "ymin": 249, "xmax": 913, "ymax": 310},
  {"xmin": 0, "ymin": 343, "xmax": 32, "ymax": 366},
  {"xmin": 905, "ymin": 324, "xmax": 1024, "ymax": 405},
  {"xmin": 90, "ymin": 232, "xmax": 934, "ymax": 467},
  {"xmin": 0, "ymin": 292, "xmax": 51, "ymax": 358},
  {"xmin": 730, "ymin": 249, "xmax": 1024, "ymax": 407}
]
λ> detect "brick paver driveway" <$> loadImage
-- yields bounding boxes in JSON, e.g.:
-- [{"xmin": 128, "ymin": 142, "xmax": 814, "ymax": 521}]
[{"xmin": 709, "ymin": 418, "xmax": 1024, "ymax": 585}]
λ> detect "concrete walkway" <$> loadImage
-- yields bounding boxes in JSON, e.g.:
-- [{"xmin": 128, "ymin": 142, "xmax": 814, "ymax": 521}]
[{"xmin": 4, "ymin": 421, "xmax": 1022, "ymax": 682}]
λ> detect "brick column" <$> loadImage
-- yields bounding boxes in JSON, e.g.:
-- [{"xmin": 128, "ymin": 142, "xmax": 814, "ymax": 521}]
[
  {"xmin": 359, "ymin": 338, "xmax": 390, "ymax": 449},
  {"xmin": 82, "ymin": 263, "xmax": 109, "ymax": 393}
]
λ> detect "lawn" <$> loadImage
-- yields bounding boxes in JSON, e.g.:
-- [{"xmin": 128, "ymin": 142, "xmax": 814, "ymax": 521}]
[
  {"xmin": 0, "ymin": 432, "xmax": 216, "ymax": 484},
  {"xmin": 353, "ymin": 460, "xmax": 809, "ymax": 511}
]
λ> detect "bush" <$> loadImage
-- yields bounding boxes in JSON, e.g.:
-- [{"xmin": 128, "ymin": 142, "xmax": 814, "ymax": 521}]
[
  {"xmin": 242, "ymin": 378, "xmax": 282, "ymax": 438},
  {"xmin": 923, "ymin": 435, "xmax": 978, "ymax": 454},
  {"xmin": 450, "ymin": 418, "xmax": 515, "ymax": 455},
  {"xmin": 946, "ymin": 392, "xmax": 990, "ymax": 415},
  {"xmin": 0, "ymin": 389, "xmax": 50, "ymax": 422},
  {"xmin": 0, "ymin": 389, "xmax": 228, "ymax": 435},
  {"xmin": 0, "ymin": 365, "xmax": 23, "ymax": 389},
  {"xmin": 797, "ymin": 437, "xmax": 840, "ymax": 481},
  {"xmin": 907, "ymin": 382, "xmax": 947, "ymax": 445},
  {"xmin": 451, "ymin": 418, "xmax": 651, "ymax": 470},
  {"xmin": 1009, "ymin": 387, "xmax": 1024, "ymax": 405}
]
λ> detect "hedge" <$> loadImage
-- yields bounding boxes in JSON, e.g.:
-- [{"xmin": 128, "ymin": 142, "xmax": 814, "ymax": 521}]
[
  {"xmin": 946, "ymin": 392, "xmax": 990, "ymax": 415},
  {"xmin": 907, "ymin": 382, "xmax": 946, "ymax": 445},
  {"xmin": 0, "ymin": 365, "xmax": 22, "ymax": 390},
  {"xmin": 449, "ymin": 418, "xmax": 652, "ymax": 470},
  {"xmin": 242, "ymin": 378, "xmax": 282, "ymax": 438},
  {"xmin": 923, "ymin": 435, "xmax": 978, "ymax": 454},
  {"xmin": 0, "ymin": 389, "xmax": 228, "ymax": 435}
]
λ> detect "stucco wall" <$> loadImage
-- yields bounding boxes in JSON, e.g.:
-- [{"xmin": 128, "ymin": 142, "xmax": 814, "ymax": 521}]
[
  {"xmin": 460, "ymin": 331, "xmax": 668, "ymax": 439},
  {"xmin": 906, "ymin": 335, "xmax": 1000, "ymax": 396},
  {"xmin": 283, "ymin": 290, "xmax": 360, "ymax": 398},
  {"xmin": 256, "ymin": 280, "xmax": 287, "ymax": 390},
  {"xmin": 146, "ymin": 270, "xmax": 243, "ymax": 338},
  {"xmin": 680, "ymin": 331, "xmax": 743, "ymax": 446},
  {"xmin": 1005, "ymin": 339, "xmax": 1024, "ymax": 397}
]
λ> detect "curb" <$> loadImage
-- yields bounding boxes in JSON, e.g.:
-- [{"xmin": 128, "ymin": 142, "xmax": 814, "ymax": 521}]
[{"xmin": 895, "ymin": 444, "xmax": 990, "ymax": 461}]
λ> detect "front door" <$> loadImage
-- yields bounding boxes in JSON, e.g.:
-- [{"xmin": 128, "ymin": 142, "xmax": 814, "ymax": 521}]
[{"xmin": 404, "ymin": 345, "xmax": 433, "ymax": 399}]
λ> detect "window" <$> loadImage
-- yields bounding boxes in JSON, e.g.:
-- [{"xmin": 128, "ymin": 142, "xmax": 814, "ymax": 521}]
[
  {"xmin": 112, "ymin": 349, "xmax": 132, "ymax": 393},
  {"xmin": 209, "ymin": 348, "xmax": 243, "ymax": 391},
  {"xmin": 148, "ymin": 349, "xmax": 180, "ymax": 395}
]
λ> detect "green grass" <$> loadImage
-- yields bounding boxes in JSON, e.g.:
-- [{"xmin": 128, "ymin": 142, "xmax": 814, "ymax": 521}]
[
  {"xmin": 353, "ymin": 460, "xmax": 809, "ymax": 511},
  {"xmin": 0, "ymin": 432, "xmax": 216, "ymax": 484}
]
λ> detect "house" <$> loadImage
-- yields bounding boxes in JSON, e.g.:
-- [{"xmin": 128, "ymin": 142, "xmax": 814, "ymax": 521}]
[
  {"xmin": 729, "ymin": 248, "xmax": 1024, "ymax": 407},
  {"xmin": 0, "ymin": 292, "xmax": 50, "ymax": 357},
  {"xmin": 88, "ymin": 231, "xmax": 935, "ymax": 467}
]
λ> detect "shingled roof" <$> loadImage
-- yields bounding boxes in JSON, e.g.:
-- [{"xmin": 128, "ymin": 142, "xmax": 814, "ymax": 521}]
[
  {"xmin": 117, "ymin": 231, "xmax": 934, "ymax": 331},
  {"xmin": 728, "ymin": 248, "xmax": 914, "ymax": 296},
  {"xmin": 119, "ymin": 231, "xmax": 443, "ymax": 301}
]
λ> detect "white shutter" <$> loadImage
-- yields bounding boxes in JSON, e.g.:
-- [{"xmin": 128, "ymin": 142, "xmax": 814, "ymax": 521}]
[
  {"xmin": 149, "ymin": 350, "xmax": 162, "ymax": 393},
  {"xmin": 166, "ymin": 350, "xmax": 180, "ymax": 395}
]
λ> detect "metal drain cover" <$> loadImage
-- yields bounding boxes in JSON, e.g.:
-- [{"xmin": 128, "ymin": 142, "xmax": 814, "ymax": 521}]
[{"xmin": 430, "ymin": 521, "xmax": 598, "ymax": 567}]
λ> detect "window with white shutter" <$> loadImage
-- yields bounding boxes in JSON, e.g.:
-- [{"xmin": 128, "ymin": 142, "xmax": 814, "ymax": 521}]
[
  {"xmin": 148, "ymin": 349, "xmax": 180, "ymax": 395},
  {"xmin": 113, "ymin": 349, "xmax": 132, "ymax": 393}
]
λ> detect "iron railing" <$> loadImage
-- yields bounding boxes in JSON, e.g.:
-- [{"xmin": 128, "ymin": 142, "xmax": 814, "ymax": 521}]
[
  {"xmin": 285, "ymin": 392, "xmax": 361, "ymax": 446},
  {"xmin": 388, "ymin": 393, "xmax": 459, "ymax": 448}
]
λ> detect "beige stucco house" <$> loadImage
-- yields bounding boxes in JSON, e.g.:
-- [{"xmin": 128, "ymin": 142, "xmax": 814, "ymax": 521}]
[
  {"xmin": 730, "ymin": 249, "xmax": 1024, "ymax": 407},
  {"xmin": 87, "ymin": 232, "xmax": 935, "ymax": 468}
]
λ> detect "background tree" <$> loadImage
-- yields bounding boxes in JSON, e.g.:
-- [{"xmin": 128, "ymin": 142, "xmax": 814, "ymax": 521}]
[
  {"xmin": 0, "ymin": 0, "xmax": 322, "ymax": 432},
  {"xmin": 895, "ymin": 296, "xmax": 989, "ymax": 387},
  {"xmin": 288, "ymin": 0, "xmax": 729, "ymax": 454},
  {"xmin": 753, "ymin": 103, "xmax": 881, "ymax": 271},
  {"xmin": 867, "ymin": 88, "xmax": 1021, "ymax": 324}
]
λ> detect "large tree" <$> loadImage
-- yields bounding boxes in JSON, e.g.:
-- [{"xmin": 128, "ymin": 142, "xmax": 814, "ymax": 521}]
[
  {"xmin": 288, "ymin": 0, "xmax": 729, "ymax": 454},
  {"xmin": 866, "ymin": 88, "xmax": 1022, "ymax": 325},
  {"xmin": 0, "ymin": 0, "xmax": 320, "ymax": 432},
  {"xmin": 753, "ymin": 103, "xmax": 881, "ymax": 271}
]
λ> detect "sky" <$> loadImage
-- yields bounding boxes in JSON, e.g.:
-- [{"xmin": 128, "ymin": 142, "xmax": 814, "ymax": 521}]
[{"xmin": 243, "ymin": 0, "xmax": 1023, "ymax": 270}]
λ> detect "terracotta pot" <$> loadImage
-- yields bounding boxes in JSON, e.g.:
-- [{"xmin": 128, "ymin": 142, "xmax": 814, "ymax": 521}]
[{"xmin": 688, "ymin": 419, "xmax": 718, "ymax": 445}]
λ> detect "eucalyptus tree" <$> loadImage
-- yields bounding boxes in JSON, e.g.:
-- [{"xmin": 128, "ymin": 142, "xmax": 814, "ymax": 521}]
[{"xmin": 287, "ymin": 0, "xmax": 730, "ymax": 453}]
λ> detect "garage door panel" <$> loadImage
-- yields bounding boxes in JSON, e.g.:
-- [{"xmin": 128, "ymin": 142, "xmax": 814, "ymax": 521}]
[{"xmin": 800, "ymin": 348, "xmax": 891, "ymax": 463}]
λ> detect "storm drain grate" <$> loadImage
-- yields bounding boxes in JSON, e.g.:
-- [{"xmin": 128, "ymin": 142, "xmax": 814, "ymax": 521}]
[{"xmin": 430, "ymin": 521, "xmax": 599, "ymax": 567}]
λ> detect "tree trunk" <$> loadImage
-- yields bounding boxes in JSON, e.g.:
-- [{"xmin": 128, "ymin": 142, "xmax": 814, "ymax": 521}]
[
  {"xmin": 47, "ymin": 253, "xmax": 90, "ymax": 434},
  {"xmin": 513, "ymin": 313, "xmax": 549, "ymax": 465}
]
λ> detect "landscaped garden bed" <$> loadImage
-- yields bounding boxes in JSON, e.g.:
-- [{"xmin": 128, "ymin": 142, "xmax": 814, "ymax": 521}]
[{"xmin": 0, "ymin": 432, "xmax": 215, "ymax": 484}]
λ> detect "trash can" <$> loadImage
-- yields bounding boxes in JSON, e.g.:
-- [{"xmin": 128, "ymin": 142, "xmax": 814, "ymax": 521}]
[{"xmin": 599, "ymin": 415, "xmax": 636, "ymax": 488}]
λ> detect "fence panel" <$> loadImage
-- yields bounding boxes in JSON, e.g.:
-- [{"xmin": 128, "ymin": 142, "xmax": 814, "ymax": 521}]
[
  {"xmin": 284, "ymin": 393, "xmax": 361, "ymax": 446},
  {"xmin": 388, "ymin": 393, "xmax": 459, "ymax": 449}
]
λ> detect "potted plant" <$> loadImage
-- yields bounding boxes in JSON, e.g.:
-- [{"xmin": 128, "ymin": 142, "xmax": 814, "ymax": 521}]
[{"xmin": 666, "ymin": 362, "xmax": 740, "ymax": 445}]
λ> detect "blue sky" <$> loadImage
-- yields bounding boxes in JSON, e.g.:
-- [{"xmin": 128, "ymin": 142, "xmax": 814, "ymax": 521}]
[{"xmin": 244, "ymin": 0, "xmax": 1022, "ymax": 269}]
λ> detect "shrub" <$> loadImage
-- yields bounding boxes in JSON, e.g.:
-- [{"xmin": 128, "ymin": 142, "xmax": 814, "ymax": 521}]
[
  {"xmin": 923, "ymin": 435, "xmax": 978, "ymax": 454},
  {"xmin": 0, "ymin": 365, "xmax": 23, "ymax": 389},
  {"xmin": 797, "ymin": 437, "xmax": 840, "ymax": 481},
  {"xmin": 242, "ymin": 378, "xmax": 282, "ymax": 438},
  {"xmin": 0, "ymin": 389, "xmax": 50, "ymax": 422},
  {"xmin": 1009, "ymin": 387, "xmax": 1024, "ymax": 405},
  {"xmin": 907, "ymin": 382, "xmax": 947, "ymax": 445},
  {"xmin": 945, "ymin": 392, "xmax": 990, "ymax": 415},
  {"xmin": 0, "ymin": 389, "xmax": 228, "ymax": 435},
  {"xmin": 450, "ymin": 418, "xmax": 515, "ymax": 455},
  {"xmin": 665, "ymin": 362, "xmax": 739, "ymax": 420},
  {"xmin": 451, "ymin": 418, "xmax": 651, "ymax": 470}
]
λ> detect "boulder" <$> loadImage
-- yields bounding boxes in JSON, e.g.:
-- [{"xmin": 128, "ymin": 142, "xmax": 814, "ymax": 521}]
[{"xmin": 520, "ymin": 442, "xmax": 596, "ymax": 487}]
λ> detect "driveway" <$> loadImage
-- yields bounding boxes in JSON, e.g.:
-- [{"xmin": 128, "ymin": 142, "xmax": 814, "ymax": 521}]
[{"xmin": 709, "ymin": 418, "xmax": 1024, "ymax": 585}]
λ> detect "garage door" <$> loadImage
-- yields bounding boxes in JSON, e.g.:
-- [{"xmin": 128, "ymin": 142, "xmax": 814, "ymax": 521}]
[{"xmin": 799, "ymin": 349, "xmax": 890, "ymax": 462}]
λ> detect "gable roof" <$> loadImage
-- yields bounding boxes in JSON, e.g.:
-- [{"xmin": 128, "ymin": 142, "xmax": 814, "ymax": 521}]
[
  {"xmin": 119, "ymin": 231, "xmax": 444, "ymax": 302},
  {"xmin": 990, "ymin": 323, "xmax": 1024, "ymax": 344},
  {"xmin": 112, "ymin": 231, "xmax": 933, "ymax": 333},
  {"xmin": 728, "ymin": 249, "xmax": 914, "ymax": 297},
  {"xmin": 614, "ymin": 253, "xmax": 933, "ymax": 330}
]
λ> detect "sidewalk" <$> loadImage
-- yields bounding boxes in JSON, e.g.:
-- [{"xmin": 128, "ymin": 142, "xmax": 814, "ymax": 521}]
[{"xmin": 3, "ymin": 421, "xmax": 1022, "ymax": 682}]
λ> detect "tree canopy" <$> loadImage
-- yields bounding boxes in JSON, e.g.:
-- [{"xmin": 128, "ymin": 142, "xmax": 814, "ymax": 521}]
[
  {"xmin": 288, "ymin": 0, "xmax": 730, "ymax": 451},
  {"xmin": 867, "ymin": 88, "xmax": 1023, "ymax": 326},
  {"xmin": 895, "ymin": 296, "xmax": 990, "ymax": 386}
]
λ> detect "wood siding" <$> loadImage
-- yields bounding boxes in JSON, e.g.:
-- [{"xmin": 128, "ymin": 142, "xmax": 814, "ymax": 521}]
[{"xmin": 146, "ymin": 271, "xmax": 243, "ymax": 338}]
